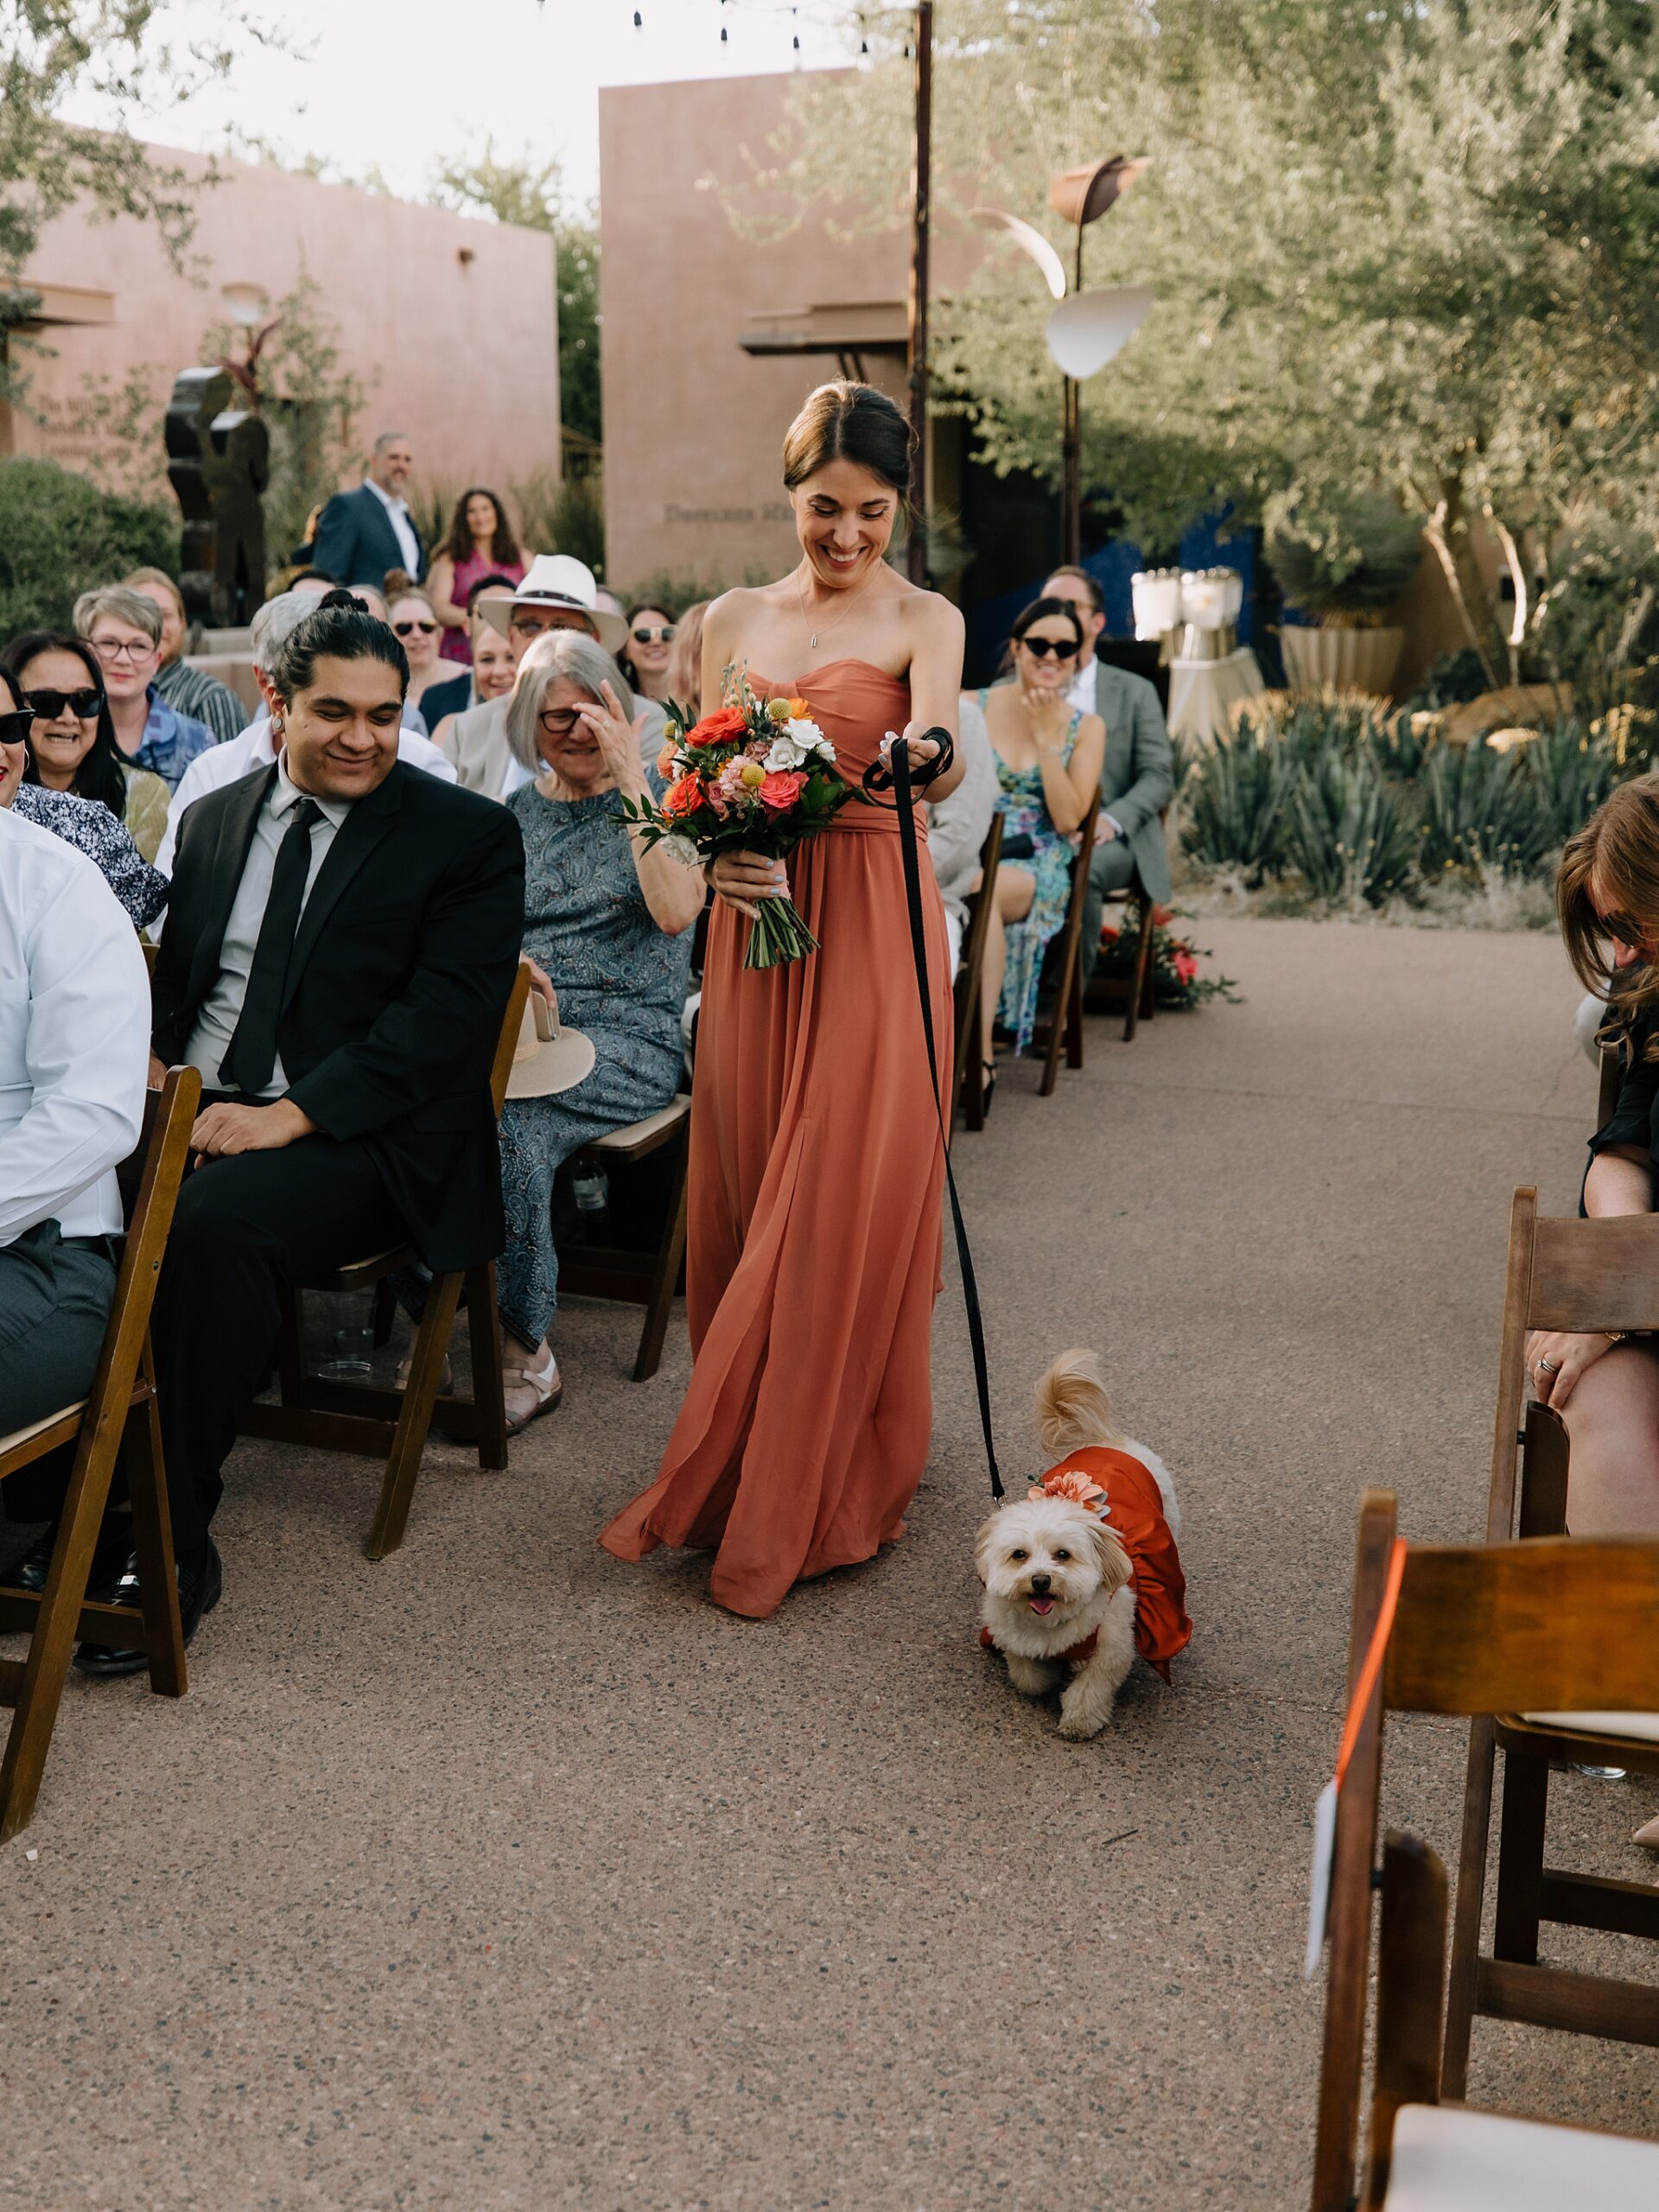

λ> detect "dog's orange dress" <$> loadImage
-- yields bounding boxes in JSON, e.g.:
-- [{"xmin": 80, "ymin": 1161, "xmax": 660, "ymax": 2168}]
[{"xmin": 979, "ymin": 1447, "xmax": 1192, "ymax": 1681}]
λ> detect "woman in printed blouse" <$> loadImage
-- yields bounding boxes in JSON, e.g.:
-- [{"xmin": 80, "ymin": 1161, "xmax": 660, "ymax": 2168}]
[
  {"xmin": 493, "ymin": 629, "xmax": 702, "ymax": 1431},
  {"xmin": 0, "ymin": 666, "xmax": 167, "ymax": 928}
]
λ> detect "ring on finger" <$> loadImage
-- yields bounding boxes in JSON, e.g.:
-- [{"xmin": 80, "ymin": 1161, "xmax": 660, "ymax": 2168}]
[{"xmin": 1536, "ymin": 1355, "xmax": 1560, "ymax": 1376}]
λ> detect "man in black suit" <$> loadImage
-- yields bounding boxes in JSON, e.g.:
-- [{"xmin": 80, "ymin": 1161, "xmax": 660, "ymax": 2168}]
[
  {"xmin": 75, "ymin": 597, "xmax": 524, "ymax": 1674},
  {"xmin": 311, "ymin": 432, "xmax": 426, "ymax": 588}
]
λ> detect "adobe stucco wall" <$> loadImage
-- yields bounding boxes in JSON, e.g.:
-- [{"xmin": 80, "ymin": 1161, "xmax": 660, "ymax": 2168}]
[
  {"xmin": 8, "ymin": 146, "xmax": 559, "ymax": 501},
  {"xmin": 600, "ymin": 73, "xmax": 976, "ymax": 596}
]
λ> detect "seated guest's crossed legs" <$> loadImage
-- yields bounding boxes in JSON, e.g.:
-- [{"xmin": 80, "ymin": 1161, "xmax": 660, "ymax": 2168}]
[
  {"xmin": 0, "ymin": 1225, "xmax": 119, "ymax": 1549},
  {"xmin": 1550, "ymin": 1341, "xmax": 1659, "ymax": 1535},
  {"xmin": 148, "ymin": 1129, "xmax": 404, "ymax": 1567},
  {"xmin": 1080, "ymin": 834, "xmax": 1138, "ymax": 985}
]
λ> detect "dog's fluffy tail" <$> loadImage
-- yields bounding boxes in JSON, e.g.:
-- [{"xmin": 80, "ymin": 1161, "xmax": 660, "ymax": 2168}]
[{"xmin": 1034, "ymin": 1349, "xmax": 1123, "ymax": 1457}]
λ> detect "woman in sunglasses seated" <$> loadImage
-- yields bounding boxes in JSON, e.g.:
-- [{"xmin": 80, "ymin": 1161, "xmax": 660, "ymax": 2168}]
[
  {"xmin": 0, "ymin": 664, "xmax": 167, "ymax": 927},
  {"xmin": 620, "ymin": 604, "xmax": 677, "ymax": 705},
  {"xmin": 974, "ymin": 595, "xmax": 1106, "ymax": 1088},
  {"xmin": 2, "ymin": 631, "xmax": 173, "ymax": 865},
  {"xmin": 385, "ymin": 583, "xmax": 454, "ymax": 720}
]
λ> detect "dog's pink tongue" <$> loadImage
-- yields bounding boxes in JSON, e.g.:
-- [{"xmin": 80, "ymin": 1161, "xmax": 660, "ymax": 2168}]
[{"xmin": 1029, "ymin": 1597, "xmax": 1055, "ymax": 1616}]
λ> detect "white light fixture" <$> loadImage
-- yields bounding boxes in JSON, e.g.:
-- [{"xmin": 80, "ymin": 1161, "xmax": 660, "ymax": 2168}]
[
  {"xmin": 1131, "ymin": 569, "xmax": 1183, "ymax": 639},
  {"xmin": 968, "ymin": 207, "xmax": 1067, "ymax": 302},
  {"xmin": 1045, "ymin": 285, "xmax": 1156, "ymax": 380},
  {"xmin": 219, "ymin": 282, "xmax": 270, "ymax": 329}
]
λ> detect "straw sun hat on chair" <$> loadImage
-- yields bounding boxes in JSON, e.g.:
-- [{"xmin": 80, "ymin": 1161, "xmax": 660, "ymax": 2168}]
[{"xmin": 505, "ymin": 988, "xmax": 596, "ymax": 1101}]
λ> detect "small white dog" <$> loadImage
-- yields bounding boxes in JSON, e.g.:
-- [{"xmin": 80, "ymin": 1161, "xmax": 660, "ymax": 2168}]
[{"xmin": 976, "ymin": 1350, "xmax": 1186, "ymax": 1740}]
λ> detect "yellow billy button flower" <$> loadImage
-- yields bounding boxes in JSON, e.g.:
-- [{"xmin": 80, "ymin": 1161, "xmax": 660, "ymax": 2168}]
[
  {"xmin": 740, "ymin": 760, "xmax": 768, "ymax": 789},
  {"xmin": 766, "ymin": 696, "xmax": 793, "ymax": 722}
]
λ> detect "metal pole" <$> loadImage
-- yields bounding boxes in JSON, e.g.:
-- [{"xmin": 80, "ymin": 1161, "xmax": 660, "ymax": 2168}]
[
  {"xmin": 1062, "ymin": 219, "xmax": 1085, "ymax": 567},
  {"xmin": 906, "ymin": 1, "xmax": 932, "ymax": 585}
]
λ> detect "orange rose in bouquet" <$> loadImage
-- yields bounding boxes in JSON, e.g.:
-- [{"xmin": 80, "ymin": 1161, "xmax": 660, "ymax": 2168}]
[{"xmin": 618, "ymin": 668, "xmax": 852, "ymax": 968}]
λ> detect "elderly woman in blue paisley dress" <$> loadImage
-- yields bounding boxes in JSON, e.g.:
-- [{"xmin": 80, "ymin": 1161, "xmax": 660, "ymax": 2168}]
[
  {"xmin": 495, "ymin": 630, "xmax": 703, "ymax": 1432},
  {"xmin": 977, "ymin": 597, "xmax": 1106, "ymax": 1096}
]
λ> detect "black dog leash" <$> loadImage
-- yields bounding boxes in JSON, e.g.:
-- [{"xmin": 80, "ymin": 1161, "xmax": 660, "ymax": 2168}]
[{"xmin": 862, "ymin": 731, "xmax": 1003, "ymax": 1499}]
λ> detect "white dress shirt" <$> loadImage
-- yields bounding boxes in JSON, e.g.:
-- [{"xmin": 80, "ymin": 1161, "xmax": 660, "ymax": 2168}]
[
  {"xmin": 0, "ymin": 808, "xmax": 148, "ymax": 1243},
  {"xmin": 156, "ymin": 715, "xmax": 456, "ymax": 879},
  {"xmin": 364, "ymin": 475, "xmax": 422, "ymax": 578},
  {"xmin": 185, "ymin": 760, "xmax": 349, "ymax": 1099}
]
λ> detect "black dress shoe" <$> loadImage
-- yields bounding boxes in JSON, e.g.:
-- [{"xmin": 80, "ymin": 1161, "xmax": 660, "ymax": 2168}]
[
  {"xmin": 1, "ymin": 1517, "xmax": 132, "ymax": 1600},
  {"xmin": 73, "ymin": 1540, "xmax": 222, "ymax": 1678}
]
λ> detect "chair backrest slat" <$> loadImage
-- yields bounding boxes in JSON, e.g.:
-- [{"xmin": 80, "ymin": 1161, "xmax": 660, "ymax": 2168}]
[
  {"xmin": 1384, "ymin": 1537, "xmax": 1659, "ymax": 1715},
  {"xmin": 487, "ymin": 959, "xmax": 533, "ymax": 1121},
  {"xmin": 1528, "ymin": 1213, "xmax": 1659, "ymax": 1332}
]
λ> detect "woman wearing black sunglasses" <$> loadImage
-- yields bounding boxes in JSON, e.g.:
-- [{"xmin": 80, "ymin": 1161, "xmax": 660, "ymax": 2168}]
[
  {"xmin": 0, "ymin": 664, "xmax": 167, "ymax": 926},
  {"xmin": 0, "ymin": 632, "xmax": 171, "ymax": 863},
  {"xmin": 619, "ymin": 602, "xmax": 677, "ymax": 704},
  {"xmin": 971, "ymin": 595, "xmax": 1106, "ymax": 1093}
]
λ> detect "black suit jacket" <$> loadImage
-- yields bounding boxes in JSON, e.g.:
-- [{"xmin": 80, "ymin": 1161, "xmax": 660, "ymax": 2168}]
[
  {"xmin": 418, "ymin": 671, "xmax": 471, "ymax": 730},
  {"xmin": 153, "ymin": 762, "xmax": 524, "ymax": 1273},
  {"xmin": 311, "ymin": 484, "xmax": 426, "ymax": 588}
]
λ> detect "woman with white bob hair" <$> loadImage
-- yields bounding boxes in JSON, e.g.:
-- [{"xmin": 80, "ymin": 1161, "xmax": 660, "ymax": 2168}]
[{"xmin": 493, "ymin": 629, "xmax": 704, "ymax": 1430}]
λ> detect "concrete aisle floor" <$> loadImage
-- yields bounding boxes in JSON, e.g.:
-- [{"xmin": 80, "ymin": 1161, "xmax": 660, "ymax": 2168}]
[{"xmin": 4, "ymin": 917, "xmax": 1656, "ymax": 2211}]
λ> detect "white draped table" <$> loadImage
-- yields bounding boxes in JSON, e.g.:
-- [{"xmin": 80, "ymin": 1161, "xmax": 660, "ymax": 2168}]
[{"xmin": 1166, "ymin": 646, "xmax": 1268, "ymax": 746}]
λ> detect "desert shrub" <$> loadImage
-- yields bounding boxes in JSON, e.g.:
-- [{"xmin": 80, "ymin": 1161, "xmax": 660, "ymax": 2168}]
[
  {"xmin": 1287, "ymin": 746, "xmax": 1420, "ymax": 906},
  {"xmin": 1399, "ymin": 648, "xmax": 1488, "ymax": 714},
  {"xmin": 1419, "ymin": 741, "xmax": 1552, "ymax": 877},
  {"xmin": 1180, "ymin": 722, "xmax": 1299, "ymax": 882},
  {"xmin": 1266, "ymin": 489, "xmax": 1424, "ymax": 620},
  {"xmin": 0, "ymin": 457, "xmax": 176, "ymax": 639},
  {"xmin": 514, "ymin": 467, "xmax": 606, "ymax": 575}
]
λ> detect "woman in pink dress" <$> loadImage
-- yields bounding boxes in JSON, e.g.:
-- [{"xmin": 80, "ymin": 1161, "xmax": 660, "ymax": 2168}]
[
  {"xmin": 601, "ymin": 381, "xmax": 966, "ymax": 1618},
  {"xmin": 426, "ymin": 487, "xmax": 526, "ymax": 664}
]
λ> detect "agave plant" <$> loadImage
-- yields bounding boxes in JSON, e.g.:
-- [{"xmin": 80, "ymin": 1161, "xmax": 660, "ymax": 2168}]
[
  {"xmin": 1420, "ymin": 741, "xmax": 1554, "ymax": 877},
  {"xmin": 1287, "ymin": 746, "xmax": 1420, "ymax": 906},
  {"xmin": 1180, "ymin": 723, "xmax": 1299, "ymax": 882}
]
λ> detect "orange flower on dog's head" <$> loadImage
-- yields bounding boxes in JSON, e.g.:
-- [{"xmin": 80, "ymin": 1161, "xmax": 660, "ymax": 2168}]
[
  {"xmin": 1029, "ymin": 1467, "xmax": 1109, "ymax": 1516},
  {"xmin": 662, "ymin": 772, "xmax": 705, "ymax": 819}
]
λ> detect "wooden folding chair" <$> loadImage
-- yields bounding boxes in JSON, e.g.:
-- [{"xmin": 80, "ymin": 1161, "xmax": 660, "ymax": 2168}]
[
  {"xmin": 238, "ymin": 960, "xmax": 531, "ymax": 1560},
  {"xmin": 1083, "ymin": 805, "xmax": 1169, "ymax": 1042},
  {"xmin": 558, "ymin": 1096, "xmax": 691, "ymax": 1381},
  {"xmin": 0, "ymin": 1068, "xmax": 200, "ymax": 1840},
  {"xmin": 1033, "ymin": 790, "xmax": 1101, "ymax": 1098},
  {"xmin": 1313, "ymin": 1491, "xmax": 1659, "ymax": 2209},
  {"xmin": 1441, "ymin": 1187, "xmax": 1659, "ymax": 2092},
  {"xmin": 952, "ymin": 812, "xmax": 1003, "ymax": 1134}
]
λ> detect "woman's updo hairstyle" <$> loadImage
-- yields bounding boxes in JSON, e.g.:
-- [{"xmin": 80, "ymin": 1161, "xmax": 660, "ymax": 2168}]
[
  {"xmin": 266, "ymin": 589, "xmax": 410, "ymax": 701},
  {"xmin": 782, "ymin": 379, "xmax": 913, "ymax": 499}
]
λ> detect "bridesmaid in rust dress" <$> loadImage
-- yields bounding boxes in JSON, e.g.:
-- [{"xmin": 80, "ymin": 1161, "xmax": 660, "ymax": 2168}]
[{"xmin": 600, "ymin": 381, "xmax": 967, "ymax": 1618}]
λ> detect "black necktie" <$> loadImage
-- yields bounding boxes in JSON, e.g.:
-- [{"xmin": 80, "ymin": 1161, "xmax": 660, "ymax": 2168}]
[{"xmin": 223, "ymin": 797, "xmax": 322, "ymax": 1096}]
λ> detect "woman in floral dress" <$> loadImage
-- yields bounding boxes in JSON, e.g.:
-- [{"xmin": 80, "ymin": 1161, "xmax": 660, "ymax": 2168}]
[{"xmin": 977, "ymin": 597, "xmax": 1105, "ymax": 1084}]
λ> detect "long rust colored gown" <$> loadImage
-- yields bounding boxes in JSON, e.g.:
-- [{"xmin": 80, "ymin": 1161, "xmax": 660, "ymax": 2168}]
[{"xmin": 599, "ymin": 660, "xmax": 954, "ymax": 1618}]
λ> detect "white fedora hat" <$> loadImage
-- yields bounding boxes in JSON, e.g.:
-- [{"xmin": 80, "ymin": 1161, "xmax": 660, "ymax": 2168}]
[
  {"xmin": 481, "ymin": 553, "xmax": 628, "ymax": 656},
  {"xmin": 504, "ymin": 985, "xmax": 596, "ymax": 1101}
]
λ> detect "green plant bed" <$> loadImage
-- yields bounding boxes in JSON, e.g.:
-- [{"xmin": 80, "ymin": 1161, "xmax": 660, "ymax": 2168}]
[
  {"xmin": 0, "ymin": 459, "xmax": 175, "ymax": 635},
  {"xmin": 1178, "ymin": 695, "xmax": 1652, "ymax": 918},
  {"xmin": 1095, "ymin": 912, "xmax": 1240, "ymax": 1009}
]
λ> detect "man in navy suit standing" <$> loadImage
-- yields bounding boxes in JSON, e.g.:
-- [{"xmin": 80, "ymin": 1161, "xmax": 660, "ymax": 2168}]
[{"xmin": 312, "ymin": 432, "xmax": 425, "ymax": 588}]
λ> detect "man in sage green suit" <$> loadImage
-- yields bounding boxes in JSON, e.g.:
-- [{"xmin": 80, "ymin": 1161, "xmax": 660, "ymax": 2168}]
[{"xmin": 1001, "ymin": 566, "xmax": 1175, "ymax": 979}]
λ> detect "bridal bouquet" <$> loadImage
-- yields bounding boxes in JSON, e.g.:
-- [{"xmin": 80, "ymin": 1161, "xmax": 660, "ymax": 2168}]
[{"xmin": 620, "ymin": 670, "xmax": 850, "ymax": 968}]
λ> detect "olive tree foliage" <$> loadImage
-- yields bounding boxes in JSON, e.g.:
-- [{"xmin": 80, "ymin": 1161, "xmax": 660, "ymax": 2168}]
[
  {"xmin": 728, "ymin": 1, "xmax": 1659, "ymax": 683},
  {"xmin": 1, "ymin": 3, "xmax": 276, "ymax": 385}
]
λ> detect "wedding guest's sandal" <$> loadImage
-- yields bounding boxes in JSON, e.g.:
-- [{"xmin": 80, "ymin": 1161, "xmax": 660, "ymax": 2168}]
[{"xmin": 502, "ymin": 1340, "xmax": 563, "ymax": 1435}]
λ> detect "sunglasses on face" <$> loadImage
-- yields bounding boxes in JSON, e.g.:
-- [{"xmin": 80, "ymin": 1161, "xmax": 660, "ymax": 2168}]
[
  {"xmin": 0, "ymin": 707, "xmax": 35, "ymax": 746},
  {"xmin": 393, "ymin": 619, "xmax": 439, "ymax": 637},
  {"xmin": 632, "ymin": 625, "xmax": 675, "ymax": 645},
  {"xmin": 1020, "ymin": 636, "xmax": 1077, "ymax": 662},
  {"xmin": 1599, "ymin": 906, "xmax": 1647, "ymax": 948},
  {"xmin": 24, "ymin": 687, "xmax": 102, "ymax": 721}
]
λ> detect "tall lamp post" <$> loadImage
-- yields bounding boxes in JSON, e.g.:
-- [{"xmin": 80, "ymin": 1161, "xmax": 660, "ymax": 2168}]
[
  {"xmin": 906, "ymin": 2, "xmax": 933, "ymax": 584},
  {"xmin": 1047, "ymin": 157, "xmax": 1149, "ymax": 565}
]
